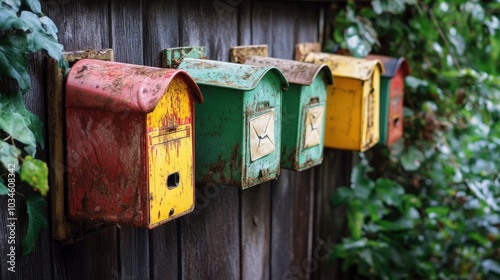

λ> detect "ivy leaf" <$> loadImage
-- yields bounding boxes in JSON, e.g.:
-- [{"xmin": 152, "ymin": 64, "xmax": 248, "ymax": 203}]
[
  {"xmin": 0, "ymin": 7, "xmax": 29, "ymax": 31},
  {"xmin": 21, "ymin": 0, "xmax": 41, "ymax": 14},
  {"xmin": 401, "ymin": 146, "xmax": 425, "ymax": 171},
  {"xmin": 0, "ymin": 35, "xmax": 30, "ymax": 92},
  {"xmin": 375, "ymin": 178, "xmax": 404, "ymax": 206},
  {"xmin": 21, "ymin": 194, "xmax": 48, "ymax": 255},
  {"xmin": 332, "ymin": 187, "xmax": 354, "ymax": 206},
  {"xmin": 19, "ymin": 11, "xmax": 63, "ymax": 60},
  {"xmin": 0, "ymin": 93, "xmax": 39, "ymax": 154},
  {"xmin": 0, "ymin": 178, "xmax": 8, "ymax": 195},
  {"xmin": 0, "ymin": 141, "xmax": 21, "ymax": 171},
  {"xmin": 20, "ymin": 156, "xmax": 48, "ymax": 196},
  {"xmin": 2, "ymin": 0, "xmax": 21, "ymax": 12}
]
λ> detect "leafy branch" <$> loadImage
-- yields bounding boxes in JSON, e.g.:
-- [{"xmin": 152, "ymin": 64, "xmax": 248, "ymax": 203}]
[
  {"xmin": 0, "ymin": 0, "xmax": 66, "ymax": 254},
  {"xmin": 330, "ymin": 0, "xmax": 500, "ymax": 278}
]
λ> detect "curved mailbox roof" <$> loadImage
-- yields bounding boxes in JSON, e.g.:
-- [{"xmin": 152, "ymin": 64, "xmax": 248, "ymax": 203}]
[
  {"xmin": 178, "ymin": 58, "xmax": 289, "ymax": 91},
  {"xmin": 366, "ymin": 54, "xmax": 410, "ymax": 78},
  {"xmin": 304, "ymin": 52, "xmax": 385, "ymax": 81},
  {"xmin": 66, "ymin": 59, "xmax": 203, "ymax": 113},
  {"xmin": 243, "ymin": 56, "xmax": 333, "ymax": 86}
]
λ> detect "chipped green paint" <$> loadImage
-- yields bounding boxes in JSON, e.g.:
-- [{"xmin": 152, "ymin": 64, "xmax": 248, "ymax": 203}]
[
  {"xmin": 167, "ymin": 53, "xmax": 288, "ymax": 189},
  {"xmin": 243, "ymin": 56, "xmax": 332, "ymax": 171}
]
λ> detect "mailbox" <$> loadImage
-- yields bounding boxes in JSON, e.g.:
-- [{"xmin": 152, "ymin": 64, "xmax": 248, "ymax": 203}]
[
  {"xmin": 366, "ymin": 55, "xmax": 410, "ymax": 147},
  {"xmin": 230, "ymin": 45, "xmax": 332, "ymax": 170},
  {"xmin": 65, "ymin": 59, "xmax": 203, "ymax": 228},
  {"xmin": 163, "ymin": 47, "xmax": 288, "ymax": 189},
  {"xmin": 302, "ymin": 52, "xmax": 384, "ymax": 151}
]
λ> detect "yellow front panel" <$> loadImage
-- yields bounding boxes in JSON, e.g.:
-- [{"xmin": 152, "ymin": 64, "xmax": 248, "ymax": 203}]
[
  {"xmin": 147, "ymin": 78, "xmax": 194, "ymax": 226},
  {"xmin": 324, "ymin": 77, "xmax": 363, "ymax": 150}
]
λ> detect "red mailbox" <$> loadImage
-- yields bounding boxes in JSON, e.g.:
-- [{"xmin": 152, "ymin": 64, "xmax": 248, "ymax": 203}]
[
  {"xmin": 65, "ymin": 59, "xmax": 203, "ymax": 228},
  {"xmin": 366, "ymin": 55, "xmax": 410, "ymax": 146}
]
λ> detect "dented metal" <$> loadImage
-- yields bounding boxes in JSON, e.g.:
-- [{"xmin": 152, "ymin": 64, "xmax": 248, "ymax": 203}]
[
  {"xmin": 66, "ymin": 59, "xmax": 202, "ymax": 228},
  {"xmin": 163, "ymin": 47, "xmax": 288, "ymax": 188},
  {"xmin": 230, "ymin": 46, "xmax": 332, "ymax": 171}
]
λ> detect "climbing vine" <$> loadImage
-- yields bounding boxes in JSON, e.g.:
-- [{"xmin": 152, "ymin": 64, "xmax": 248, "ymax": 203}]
[
  {"xmin": 0, "ymin": 0, "xmax": 65, "ymax": 254},
  {"xmin": 330, "ymin": 0, "xmax": 500, "ymax": 279}
]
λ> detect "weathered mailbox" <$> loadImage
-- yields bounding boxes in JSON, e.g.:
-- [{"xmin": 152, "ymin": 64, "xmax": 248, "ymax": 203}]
[
  {"xmin": 230, "ymin": 45, "xmax": 332, "ymax": 171},
  {"xmin": 366, "ymin": 55, "xmax": 410, "ymax": 146},
  {"xmin": 65, "ymin": 59, "xmax": 203, "ymax": 228},
  {"xmin": 163, "ymin": 47, "xmax": 288, "ymax": 189},
  {"xmin": 302, "ymin": 52, "xmax": 384, "ymax": 151}
]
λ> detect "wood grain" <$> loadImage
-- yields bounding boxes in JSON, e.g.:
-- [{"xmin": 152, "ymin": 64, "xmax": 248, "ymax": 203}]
[
  {"xmin": 179, "ymin": 0, "xmax": 238, "ymax": 61},
  {"xmin": 180, "ymin": 185, "xmax": 240, "ymax": 279},
  {"xmin": 241, "ymin": 184, "xmax": 271, "ymax": 280},
  {"xmin": 143, "ymin": 1, "xmax": 181, "ymax": 279}
]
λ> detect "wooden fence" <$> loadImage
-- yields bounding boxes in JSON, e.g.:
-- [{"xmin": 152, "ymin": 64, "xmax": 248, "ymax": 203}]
[{"xmin": 0, "ymin": 1, "xmax": 354, "ymax": 279}]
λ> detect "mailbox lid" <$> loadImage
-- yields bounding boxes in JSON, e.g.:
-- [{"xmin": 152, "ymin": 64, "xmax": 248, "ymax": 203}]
[
  {"xmin": 177, "ymin": 58, "xmax": 288, "ymax": 91},
  {"xmin": 243, "ymin": 56, "xmax": 332, "ymax": 86},
  {"xmin": 66, "ymin": 59, "xmax": 203, "ymax": 112},
  {"xmin": 304, "ymin": 52, "xmax": 384, "ymax": 81},
  {"xmin": 366, "ymin": 55, "xmax": 410, "ymax": 78}
]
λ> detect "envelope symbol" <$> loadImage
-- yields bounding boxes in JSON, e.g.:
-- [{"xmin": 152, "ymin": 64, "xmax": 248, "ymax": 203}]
[
  {"xmin": 249, "ymin": 109, "xmax": 275, "ymax": 161},
  {"xmin": 304, "ymin": 105, "xmax": 324, "ymax": 149}
]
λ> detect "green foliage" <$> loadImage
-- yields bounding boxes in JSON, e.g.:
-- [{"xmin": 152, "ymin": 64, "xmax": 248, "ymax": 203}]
[
  {"xmin": 21, "ymin": 194, "xmax": 48, "ymax": 255},
  {"xmin": 20, "ymin": 156, "xmax": 48, "ymax": 196},
  {"xmin": 331, "ymin": 0, "xmax": 500, "ymax": 279},
  {"xmin": 0, "ymin": 0, "xmax": 65, "ymax": 254}
]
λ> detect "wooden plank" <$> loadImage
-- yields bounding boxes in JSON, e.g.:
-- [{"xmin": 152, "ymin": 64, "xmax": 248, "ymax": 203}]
[
  {"xmin": 51, "ymin": 227, "xmax": 119, "ymax": 279},
  {"xmin": 270, "ymin": 170, "xmax": 294, "ymax": 279},
  {"xmin": 110, "ymin": 1, "xmax": 150, "ymax": 279},
  {"xmin": 143, "ymin": 1, "xmax": 180, "ymax": 279},
  {"xmin": 312, "ymin": 150, "xmax": 355, "ymax": 280},
  {"xmin": 176, "ymin": 2, "xmax": 240, "ymax": 279},
  {"xmin": 251, "ymin": 1, "xmax": 298, "ymax": 59},
  {"xmin": 180, "ymin": 185, "xmax": 240, "ymax": 279},
  {"xmin": 179, "ymin": 0, "xmax": 238, "ymax": 61},
  {"xmin": 289, "ymin": 169, "xmax": 315, "ymax": 280},
  {"xmin": 43, "ymin": 0, "xmax": 110, "ymax": 50},
  {"xmin": 241, "ymin": 184, "xmax": 271, "ymax": 280},
  {"xmin": 149, "ymin": 222, "xmax": 179, "ymax": 280}
]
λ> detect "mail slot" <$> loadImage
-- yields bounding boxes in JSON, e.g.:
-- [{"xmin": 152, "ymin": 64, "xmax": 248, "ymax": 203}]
[
  {"xmin": 230, "ymin": 45, "xmax": 332, "ymax": 171},
  {"xmin": 366, "ymin": 55, "xmax": 410, "ymax": 147},
  {"xmin": 163, "ymin": 47, "xmax": 288, "ymax": 189},
  {"xmin": 302, "ymin": 52, "xmax": 384, "ymax": 151},
  {"xmin": 65, "ymin": 59, "xmax": 203, "ymax": 228}
]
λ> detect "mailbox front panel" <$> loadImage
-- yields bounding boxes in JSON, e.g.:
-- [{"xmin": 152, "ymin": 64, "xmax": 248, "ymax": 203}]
[
  {"xmin": 146, "ymin": 78, "xmax": 195, "ymax": 226},
  {"xmin": 324, "ymin": 77, "xmax": 363, "ymax": 149},
  {"xmin": 243, "ymin": 74, "xmax": 281, "ymax": 188},
  {"xmin": 194, "ymin": 87, "xmax": 245, "ymax": 186},
  {"xmin": 67, "ymin": 111, "xmax": 147, "ymax": 224},
  {"xmin": 387, "ymin": 73, "xmax": 404, "ymax": 146}
]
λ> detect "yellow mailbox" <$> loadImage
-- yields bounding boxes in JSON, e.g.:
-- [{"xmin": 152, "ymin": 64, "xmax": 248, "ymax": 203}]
[{"xmin": 302, "ymin": 52, "xmax": 384, "ymax": 151}]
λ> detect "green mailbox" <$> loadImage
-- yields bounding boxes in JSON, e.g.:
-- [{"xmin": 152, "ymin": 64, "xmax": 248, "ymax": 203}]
[
  {"xmin": 162, "ymin": 47, "xmax": 288, "ymax": 189},
  {"xmin": 230, "ymin": 45, "xmax": 332, "ymax": 171}
]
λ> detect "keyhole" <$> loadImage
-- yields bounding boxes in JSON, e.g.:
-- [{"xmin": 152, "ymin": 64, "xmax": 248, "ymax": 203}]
[
  {"xmin": 393, "ymin": 117, "xmax": 400, "ymax": 127},
  {"xmin": 167, "ymin": 172, "xmax": 180, "ymax": 189}
]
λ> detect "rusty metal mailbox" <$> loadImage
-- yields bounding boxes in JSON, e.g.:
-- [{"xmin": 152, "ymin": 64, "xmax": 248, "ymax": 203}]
[
  {"xmin": 366, "ymin": 55, "xmax": 410, "ymax": 146},
  {"xmin": 302, "ymin": 52, "xmax": 384, "ymax": 151},
  {"xmin": 65, "ymin": 59, "xmax": 203, "ymax": 228},
  {"xmin": 163, "ymin": 47, "xmax": 288, "ymax": 189},
  {"xmin": 230, "ymin": 45, "xmax": 332, "ymax": 171}
]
